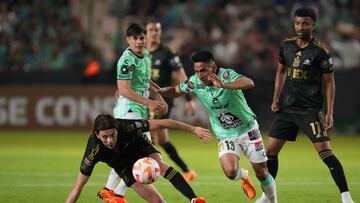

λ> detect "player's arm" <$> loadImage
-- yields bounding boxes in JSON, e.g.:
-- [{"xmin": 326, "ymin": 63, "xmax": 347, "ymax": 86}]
[
  {"xmin": 117, "ymin": 80, "xmax": 167, "ymax": 115},
  {"xmin": 323, "ymin": 72, "xmax": 335, "ymax": 130},
  {"xmin": 149, "ymin": 80, "xmax": 184, "ymax": 98},
  {"xmin": 65, "ymin": 172, "xmax": 89, "ymax": 203},
  {"xmin": 172, "ymin": 68, "xmax": 196, "ymax": 116},
  {"xmin": 148, "ymin": 119, "xmax": 212, "ymax": 143},
  {"xmin": 208, "ymin": 74, "xmax": 254, "ymax": 90},
  {"xmin": 271, "ymin": 63, "xmax": 286, "ymax": 112}
]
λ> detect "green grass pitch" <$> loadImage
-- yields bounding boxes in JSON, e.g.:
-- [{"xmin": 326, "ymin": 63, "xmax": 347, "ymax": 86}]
[{"xmin": 0, "ymin": 130, "xmax": 359, "ymax": 203}]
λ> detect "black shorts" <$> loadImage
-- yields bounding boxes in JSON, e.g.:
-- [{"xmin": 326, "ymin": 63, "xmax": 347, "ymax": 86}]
[
  {"xmin": 269, "ymin": 111, "xmax": 330, "ymax": 143},
  {"xmin": 114, "ymin": 134, "xmax": 160, "ymax": 187}
]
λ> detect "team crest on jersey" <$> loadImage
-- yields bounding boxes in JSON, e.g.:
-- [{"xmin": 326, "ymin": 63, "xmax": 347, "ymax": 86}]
[
  {"xmin": 223, "ymin": 71, "xmax": 230, "ymax": 79},
  {"xmin": 128, "ymin": 64, "xmax": 136, "ymax": 71}
]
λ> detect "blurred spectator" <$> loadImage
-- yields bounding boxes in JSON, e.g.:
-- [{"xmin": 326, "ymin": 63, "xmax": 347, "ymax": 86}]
[{"xmin": 0, "ymin": 0, "xmax": 98, "ymax": 72}]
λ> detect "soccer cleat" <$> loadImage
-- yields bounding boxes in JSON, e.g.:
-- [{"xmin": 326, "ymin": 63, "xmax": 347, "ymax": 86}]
[
  {"xmin": 114, "ymin": 194, "xmax": 128, "ymax": 203},
  {"xmin": 97, "ymin": 187, "xmax": 117, "ymax": 203},
  {"xmin": 239, "ymin": 169, "xmax": 256, "ymax": 199},
  {"xmin": 183, "ymin": 170, "xmax": 197, "ymax": 183},
  {"xmin": 191, "ymin": 197, "xmax": 206, "ymax": 203}
]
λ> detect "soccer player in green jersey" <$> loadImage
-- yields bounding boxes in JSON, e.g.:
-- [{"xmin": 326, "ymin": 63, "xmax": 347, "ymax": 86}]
[
  {"xmin": 98, "ymin": 23, "xmax": 168, "ymax": 203},
  {"xmin": 154, "ymin": 51, "xmax": 277, "ymax": 202}
]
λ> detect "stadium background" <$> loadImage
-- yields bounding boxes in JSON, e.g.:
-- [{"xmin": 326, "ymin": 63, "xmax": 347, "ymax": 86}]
[{"xmin": 0, "ymin": 0, "xmax": 359, "ymax": 202}]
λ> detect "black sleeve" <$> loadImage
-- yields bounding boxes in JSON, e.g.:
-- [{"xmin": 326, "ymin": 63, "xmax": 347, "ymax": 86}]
[
  {"xmin": 278, "ymin": 43, "xmax": 286, "ymax": 65},
  {"xmin": 316, "ymin": 50, "xmax": 334, "ymax": 73},
  {"xmin": 117, "ymin": 119, "xmax": 150, "ymax": 135},
  {"xmin": 79, "ymin": 136, "xmax": 101, "ymax": 176}
]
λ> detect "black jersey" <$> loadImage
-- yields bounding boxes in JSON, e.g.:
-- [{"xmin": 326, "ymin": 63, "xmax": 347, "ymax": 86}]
[
  {"xmin": 80, "ymin": 119, "xmax": 153, "ymax": 177},
  {"xmin": 150, "ymin": 44, "xmax": 183, "ymax": 106},
  {"xmin": 278, "ymin": 37, "xmax": 334, "ymax": 113}
]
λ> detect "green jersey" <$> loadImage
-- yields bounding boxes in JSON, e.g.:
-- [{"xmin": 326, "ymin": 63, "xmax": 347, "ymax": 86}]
[
  {"xmin": 115, "ymin": 48, "xmax": 152, "ymax": 118},
  {"xmin": 179, "ymin": 68, "xmax": 256, "ymax": 139}
]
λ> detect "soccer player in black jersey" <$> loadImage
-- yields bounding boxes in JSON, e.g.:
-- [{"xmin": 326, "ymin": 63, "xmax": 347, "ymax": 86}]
[
  {"xmin": 66, "ymin": 115, "xmax": 210, "ymax": 203},
  {"xmin": 146, "ymin": 21, "xmax": 197, "ymax": 182},
  {"xmin": 256, "ymin": 7, "xmax": 355, "ymax": 203}
]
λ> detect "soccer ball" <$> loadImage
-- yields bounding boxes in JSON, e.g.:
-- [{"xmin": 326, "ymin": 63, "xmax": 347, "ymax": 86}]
[{"xmin": 132, "ymin": 157, "xmax": 161, "ymax": 184}]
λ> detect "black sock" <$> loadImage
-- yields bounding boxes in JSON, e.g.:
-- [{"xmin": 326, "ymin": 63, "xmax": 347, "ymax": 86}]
[
  {"xmin": 319, "ymin": 150, "xmax": 349, "ymax": 193},
  {"xmin": 164, "ymin": 166, "xmax": 196, "ymax": 200},
  {"xmin": 266, "ymin": 154, "xmax": 278, "ymax": 179},
  {"xmin": 161, "ymin": 142, "xmax": 189, "ymax": 172}
]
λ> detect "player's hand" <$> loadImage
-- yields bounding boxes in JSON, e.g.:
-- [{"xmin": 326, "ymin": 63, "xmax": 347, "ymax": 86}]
[
  {"xmin": 148, "ymin": 80, "xmax": 161, "ymax": 92},
  {"xmin": 208, "ymin": 74, "xmax": 225, "ymax": 88},
  {"xmin": 147, "ymin": 100, "xmax": 168, "ymax": 115},
  {"xmin": 185, "ymin": 100, "xmax": 195, "ymax": 116},
  {"xmin": 271, "ymin": 99, "xmax": 280, "ymax": 112},
  {"xmin": 325, "ymin": 113, "xmax": 333, "ymax": 131},
  {"xmin": 192, "ymin": 127, "xmax": 212, "ymax": 143}
]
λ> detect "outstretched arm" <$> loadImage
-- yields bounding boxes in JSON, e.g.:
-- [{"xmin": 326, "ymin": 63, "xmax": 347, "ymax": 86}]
[
  {"xmin": 208, "ymin": 74, "xmax": 255, "ymax": 90},
  {"xmin": 149, "ymin": 80, "xmax": 184, "ymax": 98},
  {"xmin": 65, "ymin": 172, "xmax": 89, "ymax": 203},
  {"xmin": 148, "ymin": 119, "xmax": 212, "ymax": 143}
]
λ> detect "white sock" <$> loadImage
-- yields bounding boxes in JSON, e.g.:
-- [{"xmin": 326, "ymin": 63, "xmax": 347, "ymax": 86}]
[
  {"xmin": 233, "ymin": 168, "xmax": 247, "ymax": 180},
  {"xmin": 105, "ymin": 169, "xmax": 121, "ymax": 190},
  {"xmin": 341, "ymin": 191, "xmax": 354, "ymax": 203},
  {"xmin": 114, "ymin": 179, "xmax": 128, "ymax": 196},
  {"xmin": 260, "ymin": 174, "xmax": 277, "ymax": 202}
]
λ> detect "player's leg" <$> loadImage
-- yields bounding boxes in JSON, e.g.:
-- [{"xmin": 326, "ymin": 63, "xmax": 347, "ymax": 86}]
[
  {"xmin": 97, "ymin": 169, "xmax": 121, "ymax": 202},
  {"xmin": 299, "ymin": 112, "xmax": 354, "ymax": 203},
  {"xmin": 218, "ymin": 137, "xmax": 256, "ymax": 199},
  {"xmin": 131, "ymin": 182, "xmax": 165, "ymax": 203},
  {"xmin": 267, "ymin": 112, "xmax": 298, "ymax": 179},
  {"xmin": 239, "ymin": 121, "xmax": 277, "ymax": 203},
  {"xmin": 148, "ymin": 152, "xmax": 205, "ymax": 202},
  {"xmin": 156, "ymin": 128, "xmax": 196, "ymax": 182}
]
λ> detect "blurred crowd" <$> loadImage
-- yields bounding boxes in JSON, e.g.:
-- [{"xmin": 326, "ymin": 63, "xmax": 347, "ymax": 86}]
[
  {"xmin": 0, "ymin": 0, "xmax": 359, "ymax": 76},
  {"xmin": 0, "ymin": 0, "xmax": 98, "ymax": 73},
  {"xmin": 121, "ymin": 0, "xmax": 360, "ymax": 77}
]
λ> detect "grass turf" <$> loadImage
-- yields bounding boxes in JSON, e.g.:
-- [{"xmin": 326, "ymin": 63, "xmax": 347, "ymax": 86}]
[{"xmin": 0, "ymin": 130, "xmax": 359, "ymax": 203}]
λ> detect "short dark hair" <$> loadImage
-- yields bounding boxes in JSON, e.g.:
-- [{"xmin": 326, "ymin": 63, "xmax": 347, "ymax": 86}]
[
  {"xmin": 191, "ymin": 50, "xmax": 215, "ymax": 63},
  {"xmin": 93, "ymin": 114, "xmax": 118, "ymax": 134},
  {"xmin": 295, "ymin": 7, "xmax": 317, "ymax": 22},
  {"xmin": 126, "ymin": 23, "xmax": 146, "ymax": 37}
]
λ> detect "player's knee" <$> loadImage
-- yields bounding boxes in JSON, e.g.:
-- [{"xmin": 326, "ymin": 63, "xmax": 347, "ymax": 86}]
[
  {"xmin": 265, "ymin": 148, "xmax": 278, "ymax": 157},
  {"xmin": 224, "ymin": 168, "xmax": 238, "ymax": 179},
  {"xmin": 254, "ymin": 169, "xmax": 268, "ymax": 180}
]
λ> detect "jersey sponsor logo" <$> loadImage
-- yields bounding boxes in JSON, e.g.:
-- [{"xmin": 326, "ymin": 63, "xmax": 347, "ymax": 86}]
[
  {"xmin": 248, "ymin": 129, "xmax": 260, "ymax": 140},
  {"xmin": 303, "ymin": 59, "xmax": 311, "ymax": 65},
  {"xmin": 154, "ymin": 59, "xmax": 161, "ymax": 66},
  {"xmin": 217, "ymin": 111, "xmax": 243, "ymax": 129},
  {"xmin": 254, "ymin": 140, "xmax": 264, "ymax": 151},
  {"xmin": 223, "ymin": 71, "xmax": 230, "ymax": 79},
  {"xmin": 287, "ymin": 67, "xmax": 308, "ymax": 80}
]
